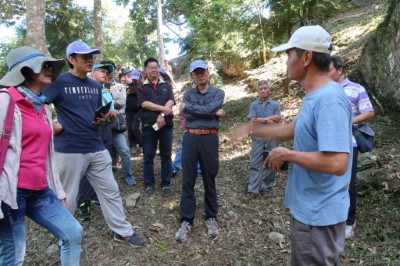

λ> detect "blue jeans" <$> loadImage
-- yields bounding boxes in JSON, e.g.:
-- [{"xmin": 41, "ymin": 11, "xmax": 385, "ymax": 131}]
[
  {"xmin": 172, "ymin": 131, "xmax": 201, "ymax": 173},
  {"xmin": 142, "ymin": 126, "xmax": 173, "ymax": 188},
  {"xmin": 112, "ymin": 131, "xmax": 133, "ymax": 179},
  {"xmin": 0, "ymin": 187, "xmax": 82, "ymax": 265}
]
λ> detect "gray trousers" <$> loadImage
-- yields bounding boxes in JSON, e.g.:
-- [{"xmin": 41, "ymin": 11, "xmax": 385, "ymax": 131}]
[
  {"xmin": 248, "ymin": 137, "xmax": 278, "ymax": 193},
  {"xmin": 55, "ymin": 150, "xmax": 133, "ymax": 237},
  {"xmin": 290, "ymin": 216, "xmax": 345, "ymax": 266}
]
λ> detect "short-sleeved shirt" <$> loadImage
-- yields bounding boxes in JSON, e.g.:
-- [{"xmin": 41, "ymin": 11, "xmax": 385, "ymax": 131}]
[
  {"xmin": 182, "ymin": 85, "xmax": 225, "ymax": 129},
  {"xmin": 248, "ymin": 98, "xmax": 281, "ymax": 141},
  {"xmin": 138, "ymin": 78, "xmax": 175, "ymax": 128},
  {"xmin": 109, "ymin": 82, "xmax": 126, "ymax": 114},
  {"xmin": 284, "ymin": 81, "xmax": 353, "ymax": 226},
  {"xmin": 341, "ymin": 77, "xmax": 374, "ymax": 147},
  {"xmin": 44, "ymin": 72, "xmax": 105, "ymax": 153}
]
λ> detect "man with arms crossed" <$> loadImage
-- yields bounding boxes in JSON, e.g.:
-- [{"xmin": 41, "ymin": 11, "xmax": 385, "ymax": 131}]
[{"xmin": 231, "ymin": 26, "xmax": 352, "ymax": 264}]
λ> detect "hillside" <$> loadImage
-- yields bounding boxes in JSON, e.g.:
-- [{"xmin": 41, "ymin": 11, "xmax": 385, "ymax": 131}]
[{"xmin": 24, "ymin": 1, "xmax": 400, "ymax": 265}]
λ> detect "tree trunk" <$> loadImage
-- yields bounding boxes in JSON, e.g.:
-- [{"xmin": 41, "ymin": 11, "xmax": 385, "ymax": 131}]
[
  {"xmin": 94, "ymin": 0, "xmax": 104, "ymax": 62},
  {"xmin": 157, "ymin": 0, "xmax": 165, "ymax": 64},
  {"xmin": 256, "ymin": 1, "xmax": 267, "ymax": 64},
  {"xmin": 26, "ymin": 0, "xmax": 50, "ymax": 56}
]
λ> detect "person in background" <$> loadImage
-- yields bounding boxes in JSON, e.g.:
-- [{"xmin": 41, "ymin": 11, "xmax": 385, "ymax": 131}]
[
  {"xmin": 0, "ymin": 46, "xmax": 82, "ymax": 265},
  {"xmin": 126, "ymin": 69, "xmax": 142, "ymax": 155},
  {"xmin": 246, "ymin": 79, "xmax": 281, "ymax": 200},
  {"xmin": 120, "ymin": 67, "xmax": 132, "ymax": 86},
  {"xmin": 44, "ymin": 40, "xmax": 145, "ymax": 247},
  {"xmin": 175, "ymin": 60, "xmax": 226, "ymax": 242},
  {"xmin": 329, "ymin": 55, "xmax": 374, "ymax": 239},
  {"xmin": 102, "ymin": 60, "xmax": 136, "ymax": 186},
  {"xmin": 138, "ymin": 57, "xmax": 175, "ymax": 197},
  {"xmin": 230, "ymin": 25, "xmax": 352, "ymax": 265}
]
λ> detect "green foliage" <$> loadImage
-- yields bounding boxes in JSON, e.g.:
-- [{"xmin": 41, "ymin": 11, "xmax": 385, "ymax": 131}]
[{"xmin": 0, "ymin": 0, "xmax": 25, "ymax": 27}]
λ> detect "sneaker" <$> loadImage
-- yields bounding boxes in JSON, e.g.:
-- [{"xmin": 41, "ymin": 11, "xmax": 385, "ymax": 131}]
[
  {"xmin": 206, "ymin": 218, "xmax": 219, "ymax": 238},
  {"xmin": 113, "ymin": 232, "xmax": 145, "ymax": 247},
  {"xmin": 175, "ymin": 221, "xmax": 192, "ymax": 242},
  {"xmin": 172, "ymin": 169, "xmax": 178, "ymax": 178},
  {"xmin": 124, "ymin": 176, "xmax": 136, "ymax": 187},
  {"xmin": 146, "ymin": 186, "xmax": 155, "ymax": 197},
  {"xmin": 345, "ymin": 223, "xmax": 356, "ymax": 239},
  {"xmin": 244, "ymin": 192, "xmax": 258, "ymax": 200},
  {"xmin": 162, "ymin": 186, "xmax": 171, "ymax": 196},
  {"xmin": 90, "ymin": 199, "xmax": 100, "ymax": 206},
  {"xmin": 79, "ymin": 202, "xmax": 91, "ymax": 221}
]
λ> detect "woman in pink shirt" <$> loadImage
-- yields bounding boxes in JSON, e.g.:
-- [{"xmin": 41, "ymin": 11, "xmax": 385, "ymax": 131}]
[{"xmin": 0, "ymin": 46, "xmax": 82, "ymax": 265}]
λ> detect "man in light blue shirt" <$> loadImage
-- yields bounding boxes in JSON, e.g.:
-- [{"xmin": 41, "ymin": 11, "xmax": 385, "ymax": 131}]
[{"xmin": 231, "ymin": 25, "xmax": 352, "ymax": 265}]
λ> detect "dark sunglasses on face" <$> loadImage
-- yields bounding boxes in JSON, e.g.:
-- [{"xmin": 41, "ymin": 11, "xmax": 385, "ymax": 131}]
[{"xmin": 42, "ymin": 63, "xmax": 53, "ymax": 71}]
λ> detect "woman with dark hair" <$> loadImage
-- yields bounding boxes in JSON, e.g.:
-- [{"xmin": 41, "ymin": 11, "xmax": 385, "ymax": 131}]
[{"xmin": 0, "ymin": 46, "xmax": 82, "ymax": 265}]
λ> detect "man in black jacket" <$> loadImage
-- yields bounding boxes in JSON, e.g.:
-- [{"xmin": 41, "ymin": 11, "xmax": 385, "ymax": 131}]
[{"xmin": 138, "ymin": 58, "xmax": 175, "ymax": 196}]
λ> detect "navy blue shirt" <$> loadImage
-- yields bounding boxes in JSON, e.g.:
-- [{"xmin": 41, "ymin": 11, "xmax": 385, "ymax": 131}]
[
  {"xmin": 138, "ymin": 79, "xmax": 175, "ymax": 128},
  {"xmin": 44, "ymin": 72, "xmax": 105, "ymax": 153},
  {"xmin": 182, "ymin": 85, "xmax": 225, "ymax": 129}
]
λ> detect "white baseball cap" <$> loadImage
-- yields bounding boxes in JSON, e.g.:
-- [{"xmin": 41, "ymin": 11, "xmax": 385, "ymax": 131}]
[{"xmin": 272, "ymin": 25, "xmax": 333, "ymax": 54}]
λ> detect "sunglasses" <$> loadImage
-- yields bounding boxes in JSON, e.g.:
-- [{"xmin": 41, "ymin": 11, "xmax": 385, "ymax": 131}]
[{"xmin": 42, "ymin": 63, "xmax": 53, "ymax": 71}]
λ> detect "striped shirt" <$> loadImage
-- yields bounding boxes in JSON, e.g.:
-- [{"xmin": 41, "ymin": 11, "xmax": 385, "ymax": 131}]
[{"xmin": 341, "ymin": 77, "xmax": 374, "ymax": 146}]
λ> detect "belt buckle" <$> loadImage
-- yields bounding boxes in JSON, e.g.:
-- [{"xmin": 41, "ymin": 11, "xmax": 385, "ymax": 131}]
[{"xmin": 194, "ymin": 129, "xmax": 201, "ymax": 135}]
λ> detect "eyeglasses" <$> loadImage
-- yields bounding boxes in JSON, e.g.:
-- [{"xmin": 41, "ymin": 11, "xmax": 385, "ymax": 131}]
[
  {"xmin": 42, "ymin": 63, "xmax": 53, "ymax": 71},
  {"xmin": 146, "ymin": 66, "xmax": 159, "ymax": 71},
  {"xmin": 76, "ymin": 54, "xmax": 94, "ymax": 60}
]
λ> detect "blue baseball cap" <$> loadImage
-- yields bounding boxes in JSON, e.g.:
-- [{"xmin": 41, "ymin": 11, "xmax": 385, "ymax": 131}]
[
  {"xmin": 189, "ymin": 59, "xmax": 208, "ymax": 73},
  {"xmin": 159, "ymin": 67, "xmax": 166, "ymax": 74},
  {"xmin": 123, "ymin": 67, "xmax": 132, "ymax": 74},
  {"xmin": 66, "ymin": 40, "xmax": 101, "ymax": 57},
  {"xmin": 130, "ymin": 69, "xmax": 140, "ymax": 80},
  {"xmin": 92, "ymin": 63, "xmax": 114, "ymax": 74}
]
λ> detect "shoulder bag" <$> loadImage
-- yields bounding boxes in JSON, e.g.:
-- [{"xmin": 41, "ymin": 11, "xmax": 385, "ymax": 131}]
[{"xmin": 353, "ymin": 124, "xmax": 375, "ymax": 153}]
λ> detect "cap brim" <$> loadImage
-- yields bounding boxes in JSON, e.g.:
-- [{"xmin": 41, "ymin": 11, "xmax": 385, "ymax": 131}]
[
  {"xmin": 190, "ymin": 66, "xmax": 208, "ymax": 73},
  {"xmin": 271, "ymin": 43, "xmax": 294, "ymax": 53},
  {"xmin": 0, "ymin": 57, "xmax": 65, "ymax": 87},
  {"xmin": 75, "ymin": 48, "xmax": 101, "ymax": 55}
]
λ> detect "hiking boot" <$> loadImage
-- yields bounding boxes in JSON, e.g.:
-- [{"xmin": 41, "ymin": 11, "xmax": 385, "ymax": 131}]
[
  {"xmin": 162, "ymin": 186, "xmax": 171, "ymax": 196},
  {"xmin": 205, "ymin": 218, "xmax": 219, "ymax": 238},
  {"xmin": 113, "ymin": 232, "xmax": 145, "ymax": 247},
  {"xmin": 244, "ymin": 192, "xmax": 258, "ymax": 200},
  {"xmin": 175, "ymin": 221, "xmax": 192, "ymax": 242},
  {"xmin": 124, "ymin": 176, "xmax": 136, "ymax": 187},
  {"xmin": 146, "ymin": 186, "xmax": 155, "ymax": 197},
  {"xmin": 345, "ymin": 222, "xmax": 356, "ymax": 239},
  {"xmin": 79, "ymin": 202, "xmax": 91, "ymax": 221}
]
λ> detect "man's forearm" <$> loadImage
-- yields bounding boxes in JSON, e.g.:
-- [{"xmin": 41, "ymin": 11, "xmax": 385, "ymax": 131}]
[
  {"xmin": 141, "ymin": 101, "xmax": 166, "ymax": 112},
  {"xmin": 284, "ymin": 150, "xmax": 349, "ymax": 176},
  {"xmin": 251, "ymin": 123, "xmax": 295, "ymax": 140}
]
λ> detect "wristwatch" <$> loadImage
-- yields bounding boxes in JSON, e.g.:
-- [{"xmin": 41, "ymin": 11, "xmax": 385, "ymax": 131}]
[{"xmin": 160, "ymin": 113, "xmax": 165, "ymax": 117}]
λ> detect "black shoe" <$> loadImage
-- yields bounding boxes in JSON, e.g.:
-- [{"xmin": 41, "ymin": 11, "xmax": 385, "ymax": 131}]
[
  {"xmin": 172, "ymin": 169, "xmax": 178, "ymax": 178},
  {"xmin": 146, "ymin": 186, "xmax": 155, "ymax": 197},
  {"xmin": 162, "ymin": 186, "xmax": 171, "ymax": 196},
  {"xmin": 79, "ymin": 202, "xmax": 91, "ymax": 221},
  {"xmin": 113, "ymin": 232, "xmax": 145, "ymax": 247}
]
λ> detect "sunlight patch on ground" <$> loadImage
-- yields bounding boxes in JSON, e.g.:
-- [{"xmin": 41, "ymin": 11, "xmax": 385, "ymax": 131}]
[{"xmin": 222, "ymin": 83, "xmax": 251, "ymax": 102}]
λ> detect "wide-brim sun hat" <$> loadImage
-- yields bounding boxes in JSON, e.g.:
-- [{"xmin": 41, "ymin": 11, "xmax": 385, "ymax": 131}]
[{"xmin": 0, "ymin": 46, "xmax": 66, "ymax": 87}]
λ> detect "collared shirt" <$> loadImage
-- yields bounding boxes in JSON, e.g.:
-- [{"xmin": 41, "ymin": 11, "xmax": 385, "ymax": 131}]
[
  {"xmin": 138, "ymin": 78, "xmax": 175, "ymax": 127},
  {"xmin": 341, "ymin": 77, "xmax": 374, "ymax": 147},
  {"xmin": 248, "ymin": 98, "xmax": 281, "ymax": 141},
  {"xmin": 182, "ymin": 85, "xmax": 225, "ymax": 129}
]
